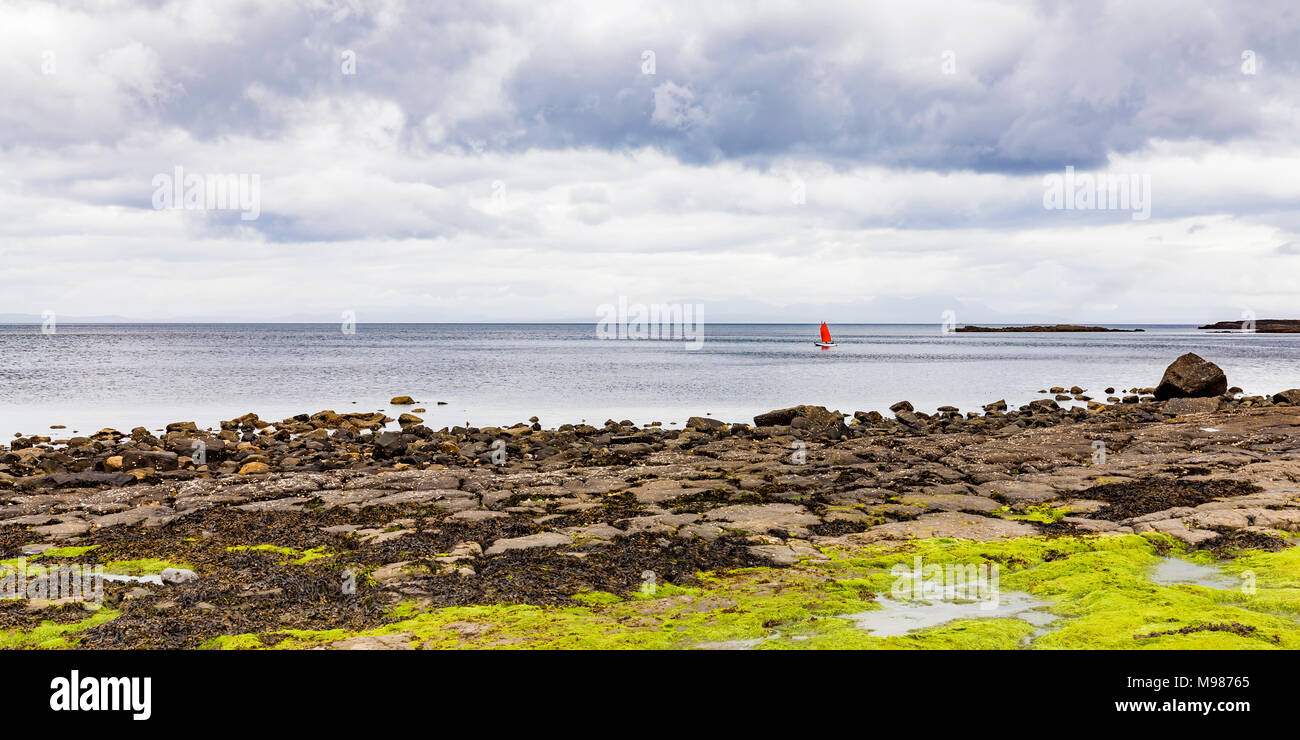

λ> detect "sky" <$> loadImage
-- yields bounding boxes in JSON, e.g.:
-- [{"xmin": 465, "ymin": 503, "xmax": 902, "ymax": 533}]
[{"xmin": 2, "ymin": 0, "xmax": 1298, "ymax": 323}]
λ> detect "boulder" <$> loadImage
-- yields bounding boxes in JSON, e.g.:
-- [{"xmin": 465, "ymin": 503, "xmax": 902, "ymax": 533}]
[
  {"xmin": 160, "ymin": 568, "xmax": 199, "ymax": 585},
  {"xmin": 752, "ymin": 405, "xmax": 845, "ymax": 438},
  {"xmin": 120, "ymin": 449, "xmax": 179, "ymax": 471},
  {"xmin": 1273, "ymin": 389, "xmax": 1300, "ymax": 405},
  {"xmin": 686, "ymin": 416, "xmax": 727, "ymax": 432},
  {"xmin": 1027, "ymin": 398, "xmax": 1059, "ymax": 413},
  {"xmin": 1154, "ymin": 353, "xmax": 1227, "ymax": 400}
]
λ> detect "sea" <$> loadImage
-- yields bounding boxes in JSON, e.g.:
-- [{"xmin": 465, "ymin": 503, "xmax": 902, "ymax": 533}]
[{"xmin": 1, "ymin": 323, "xmax": 1297, "ymax": 437}]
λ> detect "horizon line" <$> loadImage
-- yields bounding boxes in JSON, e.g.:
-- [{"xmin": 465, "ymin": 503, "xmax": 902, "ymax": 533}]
[{"xmin": 0, "ymin": 320, "xmax": 1214, "ymax": 326}]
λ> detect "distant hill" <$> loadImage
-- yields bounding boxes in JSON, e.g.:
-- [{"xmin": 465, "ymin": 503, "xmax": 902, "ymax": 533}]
[
  {"xmin": 955, "ymin": 324, "xmax": 1143, "ymax": 332},
  {"xmin": 0, "ymin": 313, "xmax": 145, "ymax": 324}
]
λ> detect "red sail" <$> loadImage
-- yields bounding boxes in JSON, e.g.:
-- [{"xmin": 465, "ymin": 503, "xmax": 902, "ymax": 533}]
[{"xmin": 820, "ymin": 322, "xmax": 832, "ymax": 343}]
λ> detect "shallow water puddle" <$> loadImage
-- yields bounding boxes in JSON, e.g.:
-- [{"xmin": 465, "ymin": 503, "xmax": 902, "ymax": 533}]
[
  {"xmin": 102, "ymin": 573, "xmax": 163, "ymax": 585},
  {"xmin": 1149, "ymin": 557, "xmax": 1237, "ymax": 589},
  {"xmin": 845, "ymin": 591, "xmax": 1051, "ymax": 637},
  {"xmin": 692, "ymin": 636, "xmax": 770, "ymax": 650}
]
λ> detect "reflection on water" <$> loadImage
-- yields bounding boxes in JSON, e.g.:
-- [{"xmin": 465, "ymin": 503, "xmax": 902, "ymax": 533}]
[
  {"xmin": 847, "ymin": 590, "xmax": 1052, "ymax": 637},
  {"xmin": 1149, "ymin": 557, "xmax": 1238, "ymax": 589}
]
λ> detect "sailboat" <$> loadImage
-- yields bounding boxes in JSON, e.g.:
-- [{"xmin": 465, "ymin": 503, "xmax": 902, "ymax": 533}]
[{"xmin": 814, "ymin": 321, "xmax": 837, "ymax": 348}]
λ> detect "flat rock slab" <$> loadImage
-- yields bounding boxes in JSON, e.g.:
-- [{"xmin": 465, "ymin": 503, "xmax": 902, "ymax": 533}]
[
  {"xmin": 451, "ymin": 509, "xmax": 511, "ymax": 521},
  {"xmin": 1137, "ymin": 518, "xmax": 1220, "ymax": 545},
  {"xmin": 898, "ymin": 493, "xmax": 1001, "ymax": 513},
  {"xmin": 235, "ymin": 497, "xmax": 309, "ymax": 513},
  {"xmin": 1165, "ymin": 397, "xmax": 1221, "ymax": 415},
  {"xmin": 703, "ymin": 503, "xmax": 820, "ymax": 536},
  {"xmin": 618, "ymin": 513, "xmax": 700, "ymax": 534},
  {"xmin": 319, "ymin": 633, "xmax": 414, "ymax": 650},
  {"xmin": 749, "ymin": 540, "xmax": 828, "ymax": 566},
  {"xmin": 561, "ymin": 523, "xmax": 624, "ymax": 541},
  {"xmin": 31, "ymin": 520, "xmax": 92, "ymax": 539},
  {"xmin": 371, "ymin": 561, "xmax": 424, "ymax": 583},
  {"xmin": 484, "ymin": 532, "xmax": 572, "ymax": 556},
  {"xmin": 863, "ymin": 512, "xmax": 1040, "ymax": 542},
  {"xmin": 977, "ymin": 480, "xmax": 1061, "ymax": 504},
  {"xmin": 91, "ymin": 505, "xmax": 174, "ymax": 528},
  {"xmin": 625, "ymin": 479, "xmax": 727, "ymax": 505},
  {"xmin": 369, "ymin": 490, "xmax": 478, "ymax": 511}
]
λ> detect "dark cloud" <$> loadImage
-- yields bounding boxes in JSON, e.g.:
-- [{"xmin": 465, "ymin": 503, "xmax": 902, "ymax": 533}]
[{"xmin": 8, "ymin": 1, "xmax": 1297, "ymax": 173}]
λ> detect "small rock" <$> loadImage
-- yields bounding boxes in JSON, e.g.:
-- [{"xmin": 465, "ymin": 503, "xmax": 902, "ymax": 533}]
[{"xmin": 160, "ymin": 568, "xmax": 199, "ymax": 585}]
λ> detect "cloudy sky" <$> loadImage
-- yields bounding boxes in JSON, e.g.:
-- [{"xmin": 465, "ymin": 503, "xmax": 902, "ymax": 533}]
[{"xmin": 2, "ymin": 0, "xmax": 1298, "ymax": 323}]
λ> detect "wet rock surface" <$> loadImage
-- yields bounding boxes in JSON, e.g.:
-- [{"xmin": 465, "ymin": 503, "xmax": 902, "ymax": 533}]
[{"xmin": 3, "ymin": 382, "xmax": 1300, "ymax": 648}]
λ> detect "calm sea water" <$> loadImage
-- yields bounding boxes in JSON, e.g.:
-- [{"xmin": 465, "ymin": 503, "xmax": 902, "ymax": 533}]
[{"xmin": 1, "ymin": 323, "xmax": 1297, "ymax": 437}]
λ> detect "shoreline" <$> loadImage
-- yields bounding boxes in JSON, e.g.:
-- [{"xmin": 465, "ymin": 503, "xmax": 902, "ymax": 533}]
[
  {"xmin": 5, "ymin": 383, "xmax": 1298, "ymax": 485},
  {"xmin": 4, "ymin": 377, "xmax": 1300, "ymax": 649}
]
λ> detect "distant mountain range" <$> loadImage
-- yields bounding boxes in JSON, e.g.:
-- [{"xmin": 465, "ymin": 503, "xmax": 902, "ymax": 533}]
[{"xmin": 0, "ymin": 313, "xmax": 146, "ymax": 323}]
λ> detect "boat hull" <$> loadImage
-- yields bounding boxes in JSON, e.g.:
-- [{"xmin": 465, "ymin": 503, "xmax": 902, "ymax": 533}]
[{"xmin": 814, "ymin": 341, "xmax": 837, "ymax": 347}]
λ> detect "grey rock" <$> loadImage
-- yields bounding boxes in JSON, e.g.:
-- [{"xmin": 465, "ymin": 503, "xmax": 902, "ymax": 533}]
[
  {"xmin": 1164, "ymin": 397, "xmax": 1220, "ymax": 415},
  {"xmin": 484, "ymin": 532, "xmax": 572, "ymax": 556},
  {"xmin": 160, "ymin": 568, "xmax": 198, "ymax": 585},
  {"xmin": 1154, "ymin": 353, "xmax": 1228, "ymax": 400}
]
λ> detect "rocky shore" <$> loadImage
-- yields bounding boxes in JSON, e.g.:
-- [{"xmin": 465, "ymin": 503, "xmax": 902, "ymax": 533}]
[
  {"xmin": 1199, "ymin": 319, "xmax": 1300, "ymax": 333},
  {"xmin": 4, "ymin": 354, "xmax": 1300, "ymax": 650},
  {"xmin": 955, "ymin": 324, "xmax": 1142, "ymax": 332}
]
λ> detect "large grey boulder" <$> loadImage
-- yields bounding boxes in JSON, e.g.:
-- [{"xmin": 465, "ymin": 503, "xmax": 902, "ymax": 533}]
[
  {"xmin": 1154, "ymin": 353, "xmax": 1227, "ymax": 400},
  {"xmin": 752, "ymin": 405, "xmax": 846, "ymax": 438}
]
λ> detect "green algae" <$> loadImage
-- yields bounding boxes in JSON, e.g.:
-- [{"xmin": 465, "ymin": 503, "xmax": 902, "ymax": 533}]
[
  {"xmin": 226, "ymin": 544, "xmax": 335, "ymax": 565},
  {"xmin": 32, "ymin": 546, "xmax": 101, "ymax": 559},
  {"xmin": 102, "ymin": 558, "xmax": 192, "ymax": 576},
  {"xmin": 0, "ymin": 609, "xmax": 120, "ymax": 649},
  {"xmin": 187, "ymin": 532, "xmax": 1300, "ymax": 651},
  {"xmin": 992, "ymin": 504, "xmax": 1069, "ymax": 523},
  {"xmin": 2, "ymin": 546, "xmax": 105, "ymax": 578}
]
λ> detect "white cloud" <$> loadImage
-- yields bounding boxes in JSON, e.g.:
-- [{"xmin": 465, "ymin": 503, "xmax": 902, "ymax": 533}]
[{"xmin": 0, "ymin": 0, "xmax": 1298, "ymax": 322}]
